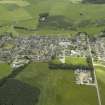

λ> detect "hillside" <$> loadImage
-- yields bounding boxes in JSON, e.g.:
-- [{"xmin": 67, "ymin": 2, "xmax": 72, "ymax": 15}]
[
  {"xmin": 0, "ymin": 0, "xmax": 105, "ymax": 36},
  {"xmin": 82, "ymin": 0, "xmax": 105, "ymax": 4}
]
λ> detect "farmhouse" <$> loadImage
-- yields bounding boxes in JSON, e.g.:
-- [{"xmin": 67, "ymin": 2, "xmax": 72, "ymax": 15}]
[{"xmin": 75, "ymin": 69, "xmax": 93, "ymax": 85}]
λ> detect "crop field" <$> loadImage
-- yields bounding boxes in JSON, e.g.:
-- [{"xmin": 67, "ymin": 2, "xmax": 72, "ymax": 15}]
[
  {"xmin": 0, "ymin": 63, "xmax": 99, "ymax": 105},
  {"xmin": 95, "ymin": 65, "xmax": 105, "ymax": 105},
  {"xmin": 0, "ymin": 0, "xmax": 105, "ymax": 36}
]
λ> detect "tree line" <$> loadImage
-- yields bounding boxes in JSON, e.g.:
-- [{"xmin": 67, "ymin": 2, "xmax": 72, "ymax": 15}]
[
  {"xmin": 49, "ymin": 57, "xmax": 94, "ymax": 71},
  {"xmin": 82, "ymin": 0, "xmax": 105, "ymax": 4}
]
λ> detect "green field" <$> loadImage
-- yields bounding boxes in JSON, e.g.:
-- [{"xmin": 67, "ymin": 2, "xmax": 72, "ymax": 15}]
[
  {"xmin": 51, "ymin": 57, "xmax": 88, "ymax": 66},
  {"xmin": 95, "ymin": 65, "xmax": 105, "ymax": 105},
  {"xmin": 0, "ymin": 0, "xmax": 30, "ymax": 7},
  {"xmin": 66, "ymin": 57, "xmax": 88, "ymax": 65},
  {"xmin": 0, "ymin": 63, "xmax": 98, "ymax": 105},
  {"xmin": 0, "ymin": 63, "xmax": 11, "ymax": 79},
  {"xmin": 0, "ymin": 0, "xmax": 105, "ymax": 36}
]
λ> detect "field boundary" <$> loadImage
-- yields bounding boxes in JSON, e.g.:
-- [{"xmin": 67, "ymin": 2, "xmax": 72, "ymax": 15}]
[{"xmin": 87, "ymin": 36, "xmax": 102, "ymax": 105}]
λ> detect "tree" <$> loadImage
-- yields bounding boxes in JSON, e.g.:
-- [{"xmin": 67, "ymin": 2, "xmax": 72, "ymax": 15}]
[{"xmin": 39, "ymin": 13, "xmax": 49, "ymax": 22}]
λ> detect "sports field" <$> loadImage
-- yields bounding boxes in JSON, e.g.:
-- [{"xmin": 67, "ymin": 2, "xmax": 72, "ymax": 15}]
[{"xmin": 50, "ymin": 57, "xmax": 88, "ymax": 67}]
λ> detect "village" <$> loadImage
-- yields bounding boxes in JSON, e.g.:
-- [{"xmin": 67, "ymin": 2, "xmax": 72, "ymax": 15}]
[
  {"xmin": 0, "ymin": 33, "xmax": 89, "ymax": 63},
  {"xmin": 0, "ymin": 32, "xmax": 105, "ymax": 85},
  {"xmin": 0, "ymin": 33, "xmax": 95, "ymax": 85},
  {"xmin": 90, "ymin": 36, "xmax": 105, "ymax": 64}
]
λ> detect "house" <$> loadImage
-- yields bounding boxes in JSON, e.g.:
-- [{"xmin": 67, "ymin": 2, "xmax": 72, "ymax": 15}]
[{"xmin": 11, "ymin": 56, "xmax": 30, "ymax": 69}]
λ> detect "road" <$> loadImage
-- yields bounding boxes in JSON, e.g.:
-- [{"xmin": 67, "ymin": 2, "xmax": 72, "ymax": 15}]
[{"xmin": 87, "ymin": 36, "xmax": 102, "ymax": 105}]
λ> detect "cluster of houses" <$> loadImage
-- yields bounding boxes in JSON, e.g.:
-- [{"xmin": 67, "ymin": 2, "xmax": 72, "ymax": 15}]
[
  {"xmin": 0, "ymin": 33, "xmax": 89, "ymax": 63},
  {"xmin": 90, "ymin": 37, "xmax": 105, "ymax": 64},
  {"xmin": 11, "ymin": 55, "xmax": 30, "ymax": 69},
  {"xmin": 75, "ymin": 69, "xmax": 93, "ymax": 85},
  {"xmin": 0, "ymin": 33, "xmax": 96, "ymax": 85}
]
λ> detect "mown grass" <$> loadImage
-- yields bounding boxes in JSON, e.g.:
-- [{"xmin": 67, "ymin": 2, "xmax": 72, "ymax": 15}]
[
  {"xmin": 0, "ymin": 7, "xmax": 32, "ymax": 21},
  {"xmin": 51, "ymin": 57, "xmax": 88, "ymax": 66},
  {"xmin": 95, "ymin": 66, "xmax": 105, "ymax": 105},
  {"xmin": 66, "ymin": 57, "xmax": 88, "ymax": 65}
]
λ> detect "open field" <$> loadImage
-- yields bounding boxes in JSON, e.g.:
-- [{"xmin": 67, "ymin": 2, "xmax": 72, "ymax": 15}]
[
  {"xmin": 95, "ymin": 65, "xmax": 105, "ymax": 105},
  {"xmin": 0, "ymin": 0, "xmax": 105, "ymax": 36},
  {"xmin": 0, "ymin": 63, "xmax": 99, "ymax": 105},
  {"xmin": 0, "ymin": 7, "xmax": 32, "ymax": 22},
  {"xmin": 70, "ymin": 0, "xmax": 82, "ymax": 4},
  {"xmin": 51, "ymin": 57, "xmax": 88, "ymax": 66},
  {"xmin": 65, "ymin": 57, "xmax": 88, "ymax": 66},
  {"xmin": 0, "ymin": 0, "xmax": 30, "ymax": 7},
  {"xmin": 0, "ymin": 63, "xmax": 11, "ymax": 79}
]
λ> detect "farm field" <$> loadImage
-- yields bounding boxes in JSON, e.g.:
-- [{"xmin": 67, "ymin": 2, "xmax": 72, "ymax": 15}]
[
  {"xmin": 0, "ymin": 63, "xmax": 11, "ymax": 79},
  {"xmin": 0, "ymin": 0, "xmax": 30, "ymax": 7},
  {"xmin": 0, "ymin": 63, "xmax": 99, "ymax": 105},
  {"xmin": 65, "ymin": 57, "xmax": 88, "ymax": 65},
  {"xmin": 0, "ymin": 0, "xmax": 105, "ymax": 105},
  {"xmin": 95, "ymin": 65, "xmax": 105, "ymax": 105},
  {"xmin": 0, "ymin": 0, "xmax": 105, "ymax": 36}
]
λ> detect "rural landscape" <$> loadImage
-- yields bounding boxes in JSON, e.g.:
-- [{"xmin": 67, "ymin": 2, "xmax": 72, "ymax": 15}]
[{"xmin": 0, "ymin": 0, "xmax": 105, "ymax": 105}]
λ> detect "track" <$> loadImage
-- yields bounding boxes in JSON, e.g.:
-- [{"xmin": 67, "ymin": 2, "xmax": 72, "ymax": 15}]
[{"xmin": 87, "ymin": 36, "xmax": 102, "ymax": 105}]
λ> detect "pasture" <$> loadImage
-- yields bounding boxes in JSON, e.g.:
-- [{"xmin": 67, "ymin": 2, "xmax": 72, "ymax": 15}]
[
  {"xmin": 0, "ymin": 0, "xmax": 105, "ymax": 35},
  {"xmin": 0, "ymin": 63, "xmax": 11, "ymax": 79},
  {"xmin": 15, "ymin": 63, "xmax": 98, "ymax": 105},
  {"xmin": 95, "ymin": 66, "xmax": 105, "ymax": 105},
  {"xmin": 0, "ymin": 62, "xmax": 101, "ymax": 105}
]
